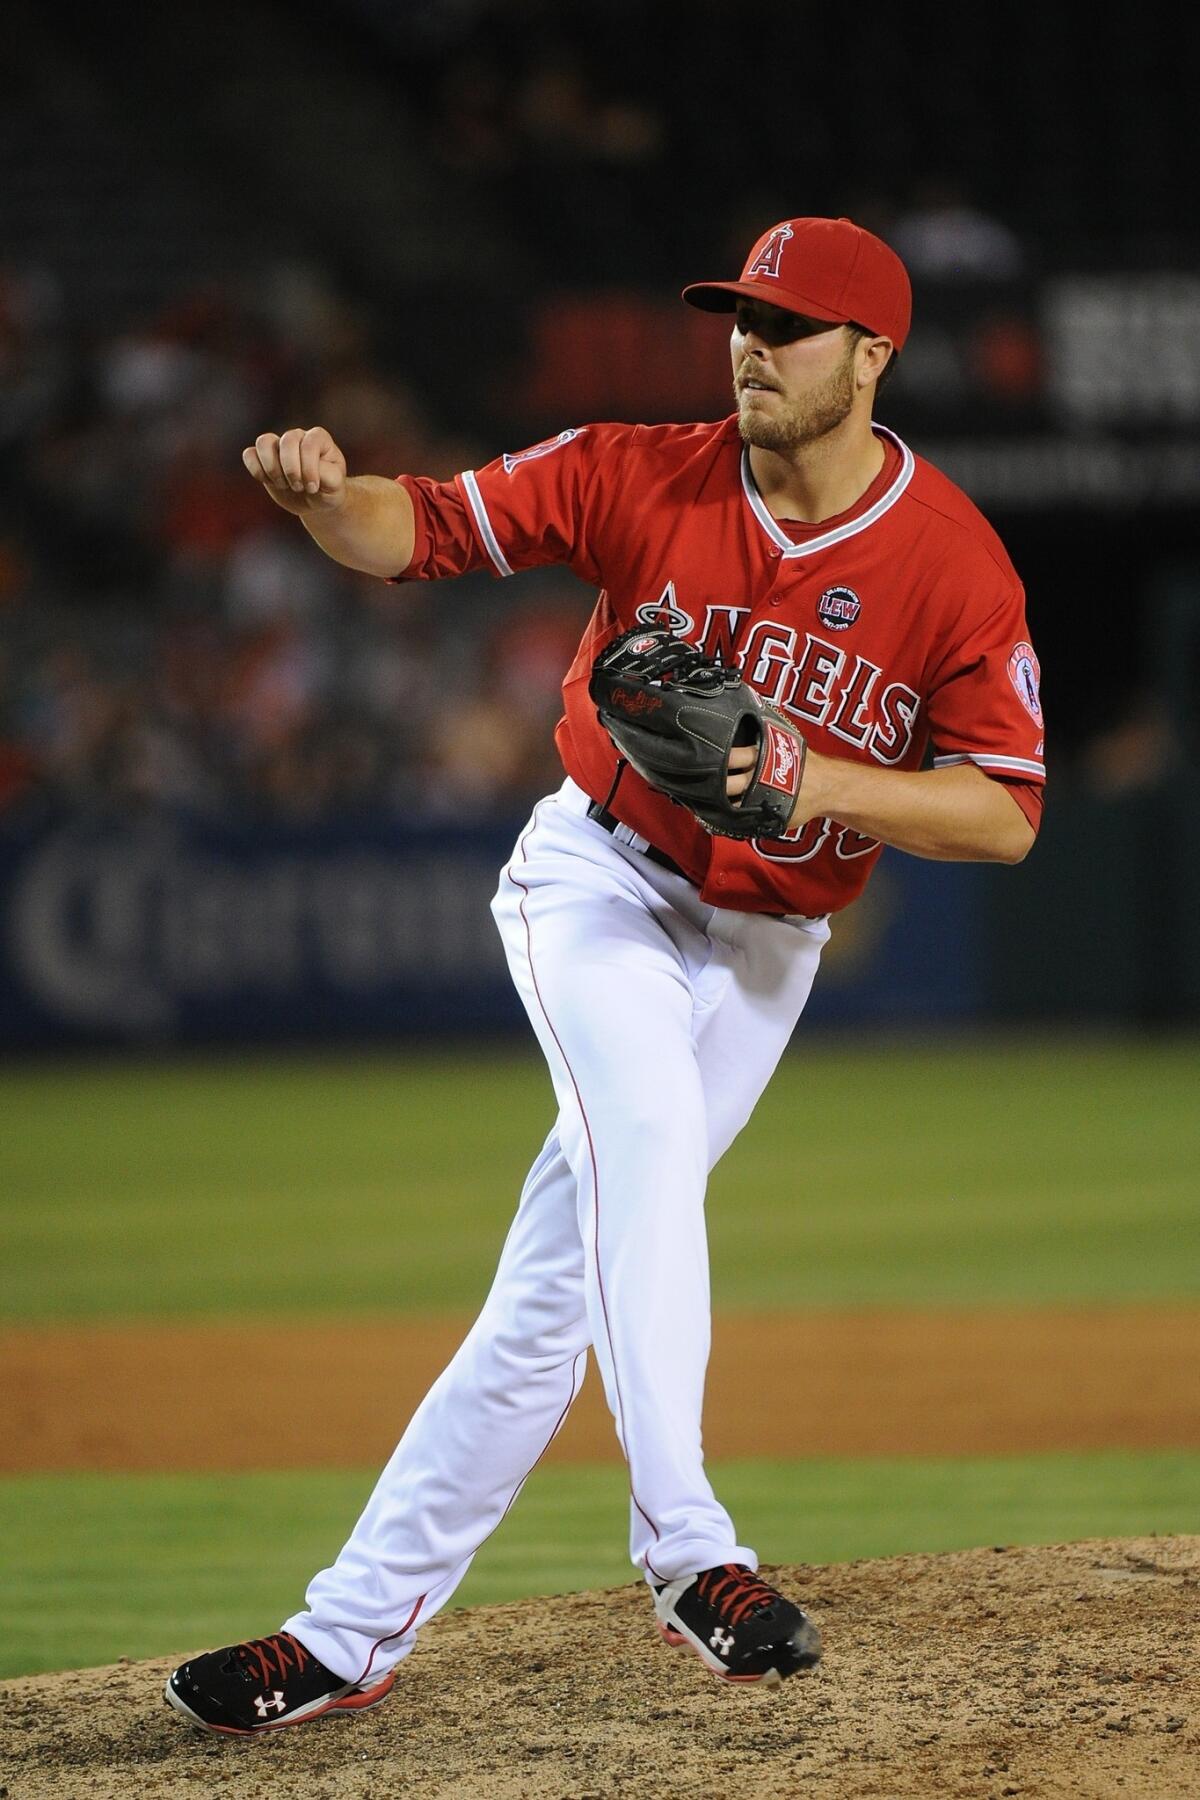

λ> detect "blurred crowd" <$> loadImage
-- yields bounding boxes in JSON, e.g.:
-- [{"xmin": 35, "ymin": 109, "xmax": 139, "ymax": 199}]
[
  {"xmin": 1, "ymin": 230, "xmax": 1189, "ymax": 828},
  {"xmin": 0, "ymin": 117, "xmax": 1050, "ymax": 831},
  {"xmin": 0, "ymin": 261, "xmax": 592, "ymax": 823},
  {"xmin": 2, "ymin": 0, "xmax": 1195, "ymax": 831}
]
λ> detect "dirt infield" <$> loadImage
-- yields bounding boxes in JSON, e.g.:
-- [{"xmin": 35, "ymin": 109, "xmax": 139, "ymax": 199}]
[
  {"xmin": 2, "ymin": 1306, "xmax": 1197, "ymax": 1472},
  {"xmin": 2, "ymin": 1537, "xmax": 1196, "ymax": 1798},
  {"xmin": 4, "ymin": 1313, "xmax": 1197, "ymax": 1794}
]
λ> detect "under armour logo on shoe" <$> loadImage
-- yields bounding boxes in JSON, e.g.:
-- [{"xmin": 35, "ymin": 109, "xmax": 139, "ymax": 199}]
[
  {"xmin": 254, "ymin": 1690, "xmax": 286, "ymax": 1717},
  {"xmin": 710, "ymin": 1627, "xmax": 735, "ymax": 1655}
]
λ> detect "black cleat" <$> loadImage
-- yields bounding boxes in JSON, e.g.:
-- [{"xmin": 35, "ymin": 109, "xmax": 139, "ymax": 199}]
[
  {"xmin": 653, "ymin": 1564, "xmax": 822, "ymax": 1686},
  {"xmin": 164, "ymin": 1630, "xmax": 395, "ymax": 1736}
]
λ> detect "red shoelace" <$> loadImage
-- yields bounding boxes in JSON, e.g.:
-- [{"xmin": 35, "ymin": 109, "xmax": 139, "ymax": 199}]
[
  {"xmin": 696, "ymin": 1565, "xmax": 781, "ymax": 1626},
  {"xmin": 232, "ymin": 1632, "xmax": 312, "ymax": 1685}
]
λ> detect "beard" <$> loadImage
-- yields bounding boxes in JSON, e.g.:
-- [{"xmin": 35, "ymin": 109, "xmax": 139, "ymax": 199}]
[{"xmin": 735, "ymin": 346, "xmax": 857, "ymax": 454}]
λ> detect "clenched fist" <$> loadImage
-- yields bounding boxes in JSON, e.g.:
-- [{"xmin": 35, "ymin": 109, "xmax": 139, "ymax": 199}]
[{"xmin": 243, "ymin": 427, "xmax": 347, "ymax": 514}]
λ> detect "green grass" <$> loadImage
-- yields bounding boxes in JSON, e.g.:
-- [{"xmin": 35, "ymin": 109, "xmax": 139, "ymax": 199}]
[
  {"xmin": 2, "ymin": 1040, "xmax": 1197, "ymax": 1317},
  {"xmin": 1, "ymin": 1451, "xmax": 1196, "ymax": 1679}
]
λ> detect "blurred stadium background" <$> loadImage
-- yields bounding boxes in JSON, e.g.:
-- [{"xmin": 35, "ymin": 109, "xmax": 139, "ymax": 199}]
[
  {"xmin": 3, "ymin": 0, "xmax": 1200, "ymax": 1039},
  {"xmin": 1, "ymin": 0, "xmax": 1198, "ymax": 1681}
]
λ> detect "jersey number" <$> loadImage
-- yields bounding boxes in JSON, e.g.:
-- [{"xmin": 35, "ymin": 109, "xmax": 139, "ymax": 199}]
[{"xmin": 754, "ymin": 818, "xmax": 879, "ymax": 863}]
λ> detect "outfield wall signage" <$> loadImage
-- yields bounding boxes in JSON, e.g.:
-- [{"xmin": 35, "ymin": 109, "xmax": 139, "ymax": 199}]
[{"xmin": 0, "ymin": 813, "xmax": 982, "ymax": 1048}]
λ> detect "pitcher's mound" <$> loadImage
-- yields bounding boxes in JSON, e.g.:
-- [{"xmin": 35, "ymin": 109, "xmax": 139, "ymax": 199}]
[{"xmin": 2, "ymin": 1537, "xmax": 1197, "ymax": 1799}]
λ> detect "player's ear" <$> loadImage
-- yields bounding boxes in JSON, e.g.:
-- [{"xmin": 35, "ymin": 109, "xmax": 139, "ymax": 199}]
[{"xmin": 857, "ymin": 334, "xmax": 893, "ymax": 390}]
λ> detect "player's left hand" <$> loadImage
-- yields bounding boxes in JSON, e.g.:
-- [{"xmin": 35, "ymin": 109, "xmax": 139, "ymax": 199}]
[
  {"xmin": 728, "ymin": 742, "xmax": 825, "ymax": 830},
  {"xmin": 726, "ymin": 745, "xmax": 757, "ymax": 800},
  {"xmin": 590, "ymin": 627, "xmax": 809, "ymax": 840}
]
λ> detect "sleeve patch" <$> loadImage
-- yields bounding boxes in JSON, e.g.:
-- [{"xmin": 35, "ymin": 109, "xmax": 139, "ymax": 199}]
[
  {"xmin": 1007, "ymin": 642, "xmax": 1043, "ymax": 723},
  {"xmin": 502, "ymin": 427, "xmax": 587, "ymax": 475}
]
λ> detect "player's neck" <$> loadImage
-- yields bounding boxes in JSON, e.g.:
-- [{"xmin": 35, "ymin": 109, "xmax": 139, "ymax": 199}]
[{"xmin": 746, "ymin": 416, "xmax": 886, "ymax": 526}]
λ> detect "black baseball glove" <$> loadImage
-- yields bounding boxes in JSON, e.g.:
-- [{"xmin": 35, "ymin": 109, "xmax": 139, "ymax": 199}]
[{"xmin": 588, "ymin": 626, "xmax": 807, "ymax": 840}]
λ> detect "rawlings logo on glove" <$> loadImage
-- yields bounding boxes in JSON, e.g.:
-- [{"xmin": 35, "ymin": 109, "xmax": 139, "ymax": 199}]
[
  {"xmin": 588, "ymin": 626, "xmax": 807, "ymax": 840},
  {"xmin": 608, "ymin": 687, "xmax": 665, "ymax": 717}
]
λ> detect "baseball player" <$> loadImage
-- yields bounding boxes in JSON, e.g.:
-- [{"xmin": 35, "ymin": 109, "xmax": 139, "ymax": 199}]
[{"xmin": 165, "ymin": 216, "xmax": 1043, "ymax": 1735}]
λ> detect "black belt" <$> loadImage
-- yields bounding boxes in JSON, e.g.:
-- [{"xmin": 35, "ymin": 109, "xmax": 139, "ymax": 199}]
[
  {"xmin": 586, "ymin": 800, "xmax": 691, "ymax": 879},
  {"xmin": 585, "ymin": 796, "xmax": 828, "ymax": 923}
]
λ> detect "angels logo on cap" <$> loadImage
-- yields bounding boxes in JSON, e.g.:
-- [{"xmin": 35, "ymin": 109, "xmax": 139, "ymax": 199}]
[{"xmin": 745, "ymin": 223, "xmax": 794, "ymax": 281}]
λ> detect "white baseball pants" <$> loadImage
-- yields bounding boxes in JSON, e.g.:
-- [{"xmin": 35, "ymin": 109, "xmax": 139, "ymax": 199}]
[{"xmin": 284, "ymin": 778, "xmax": 829, "ymax": 1685}]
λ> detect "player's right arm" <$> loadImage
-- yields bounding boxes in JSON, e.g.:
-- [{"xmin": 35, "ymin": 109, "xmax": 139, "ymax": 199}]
[{"xmin": 243, "ymin": 428, "xmax": 415, "ymax": 578}]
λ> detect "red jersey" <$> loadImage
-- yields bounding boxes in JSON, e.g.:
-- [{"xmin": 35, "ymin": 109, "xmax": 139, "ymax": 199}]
[{"xmin": 395, "ymin": 418, "xmax": 1045, "ymax": 917}]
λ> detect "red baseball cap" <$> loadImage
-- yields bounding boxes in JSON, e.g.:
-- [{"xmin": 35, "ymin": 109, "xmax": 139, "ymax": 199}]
[{"xmin": 682, "ymin": 216, "xmax": 912, "ymax": 351}]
